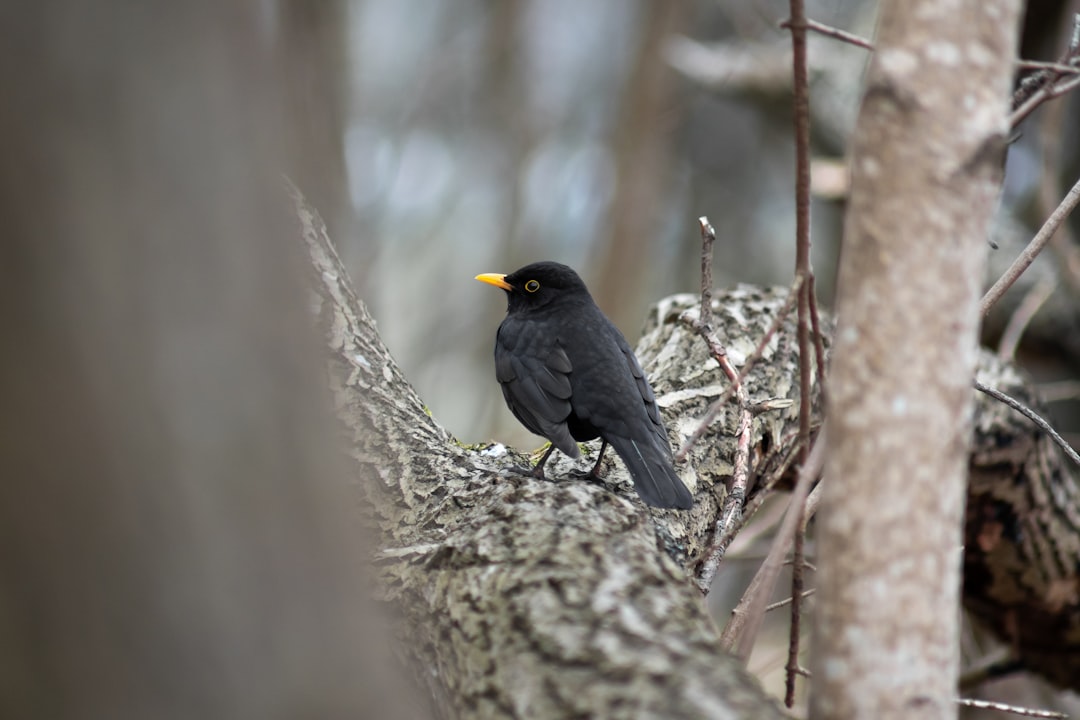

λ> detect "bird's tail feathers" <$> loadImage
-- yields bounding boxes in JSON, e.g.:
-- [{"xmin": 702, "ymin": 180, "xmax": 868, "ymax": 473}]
[{"xmin": 609, "ymin": 435, "xmax": 693, "ymax": 509}]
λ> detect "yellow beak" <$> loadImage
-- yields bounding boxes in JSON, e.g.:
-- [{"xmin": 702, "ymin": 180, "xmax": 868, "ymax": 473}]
[{"xmin": 475, "ymin": 273, "xmax": 512, "ymax": 291}]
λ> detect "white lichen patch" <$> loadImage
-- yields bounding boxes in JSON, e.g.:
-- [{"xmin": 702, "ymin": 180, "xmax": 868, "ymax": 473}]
[
  {"xmin": 479, "ymin": 443, "xmax": 507, "ymax": 458},
  {"xmin": 925, "ymin": 42, "xmax": 961, "ymax": 66}
]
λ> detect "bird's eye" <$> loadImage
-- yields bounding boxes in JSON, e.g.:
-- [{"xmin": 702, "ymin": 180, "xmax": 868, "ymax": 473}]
[{"xmin": 525, "ymin": 280, "xmax": 540, "ymax": 293}]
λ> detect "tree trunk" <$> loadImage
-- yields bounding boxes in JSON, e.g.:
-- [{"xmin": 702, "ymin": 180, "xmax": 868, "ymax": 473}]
[
  {"xmin": 811, "ymin": 1, "xmax": 1024, "ymax": 718},
  {"xmin": 0, "ymin": 5, "xmax": 419, "ymax": 719}
]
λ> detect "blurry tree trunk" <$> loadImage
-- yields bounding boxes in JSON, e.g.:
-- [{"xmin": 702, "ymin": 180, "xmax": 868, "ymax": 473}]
[
  {"xmin": 593, "ymin": 1, "xmax": 684, "ymax": 335},
  {"xmin": 0, "ymin": 5, "xmax": 421, "ymax": 719},
  {"xmin": 811, "ymin": 1, "xmax": 1023, "ymax": 719},
  {"xmin": 277, "ymin": 1, "xmax": 350, "ymax": 243}
]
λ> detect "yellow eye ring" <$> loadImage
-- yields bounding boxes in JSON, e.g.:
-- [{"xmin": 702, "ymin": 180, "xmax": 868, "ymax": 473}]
[{"xmin": 525, "ymin": 280, "xmax": 540, "ymax": 293}]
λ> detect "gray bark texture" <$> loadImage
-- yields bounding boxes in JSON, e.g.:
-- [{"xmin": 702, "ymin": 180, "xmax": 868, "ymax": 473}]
[
  {"xmin": 966, "ymin": 355, "xmax": 1080, "ymax": 689},
  {"xmin": 297, "ymin": 184, "xmax": 1080, "ymax": 716},
  {"xmin": 811, "ymin": 1, "xmax": 1024, "ymax": 718}
]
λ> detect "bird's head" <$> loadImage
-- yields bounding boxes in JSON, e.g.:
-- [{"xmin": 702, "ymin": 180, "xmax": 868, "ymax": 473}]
[{"xmin": 475, "ymin": 261, "xmax": 591, "ymax": 313}]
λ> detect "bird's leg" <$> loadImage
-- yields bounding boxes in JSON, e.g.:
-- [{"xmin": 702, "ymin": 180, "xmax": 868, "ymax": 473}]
[
  {"xmin": 587, "ymin": 440, "xmax": 609, "ymax": 479},
  {"xmin": 529, "ymin": 443, "xmax": 559, "ymax": 480}
]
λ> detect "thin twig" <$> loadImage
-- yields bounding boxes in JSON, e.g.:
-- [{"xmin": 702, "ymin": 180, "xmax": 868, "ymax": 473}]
[
  {"xmin": 1035, "ymin": 65, "xmax": 1080, "ymax": 300},
  {"xmin": 996, "ymin": 277, "xmax": 1055, "ymax": 361},
  {"xmin": 700, "ymin": 409, "xmax": 754, "ymax": 590},
  {"xmin": 974, "ymin": 380, "xmax": 1080, "ymax": 468},
  {"xmin": 779, "ymin": 17, "xmax": 874, "ymax": 50},
  {"xmin": 765, "ymin": 588, "xmax": 816, "ymax": 612},
  {"xmin": 789, "ymin": 1, "xmax": 813, "ymax": 465},
  {"xmin": 980, "ymin": 174, "xmax": 1080, "ymax": 315},
  {"xmin": 787, "ymin": 0, "xmax": 813, "ymax": 706},
  {"xmin": 1012, "ymin": 73, "xmax": 1080, "ymax": 127},
  {"xmin": 1011, "ymin": 15, "xmax": 1080, "ymax": 124},
  {"xmin": 784, "ymin": 558, "xmax": 817, "ymax": 573},
  {"xmin": 781, "ymin": 15, "xmax": 1080, "ymax": 86},
  {"xmin": 683, "ymin": 219, "xmax": 756, "ymax": 595},
  {"xmin": 807, "ymin": 273, "xmax": 828, "ymax": 405},
  {"xmin": 698, "ymin": 216, "xmax": 715, "ymax": 329},
  {"xmin": 787, "ymin": 482, "xmax": 807, "ymax": 707},
  {"xmin": 1016, "ymin": 58, "xmax": 1080, "ymax": 74},
  {"xmin": 955, "ymin": 698, "xmax": 1068, "ymax": 719},
  {"xmin": 719, "ymin": 429, "xmax": 826, "ymax": 659},
  {"xmin": 712, "ymin": 431, "xmax": 804, "ymax": 555}
]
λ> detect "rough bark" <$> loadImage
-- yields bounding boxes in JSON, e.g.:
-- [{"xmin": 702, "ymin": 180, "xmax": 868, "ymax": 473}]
[
  {"xmin": 966, "ymin": 354, "xmax": 1080, "ymax": 689},
  {"xmin": 811, "ymin": 1, "xmax": 1024, "ymax": 719}
]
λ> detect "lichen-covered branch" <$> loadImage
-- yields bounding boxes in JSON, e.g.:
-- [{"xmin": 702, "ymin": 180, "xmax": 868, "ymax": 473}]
[{"xmin": 965, "ymin": 352, "xmax": 1080, "ymax": 690}]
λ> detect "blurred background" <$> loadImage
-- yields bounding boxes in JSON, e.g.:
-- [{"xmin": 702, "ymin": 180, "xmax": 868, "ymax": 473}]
[
  {"xmin": 309, "ymin": 0, "xmax": 1080, "ymax": 453},
  {"xmin": 3, "ymin": 0, "xmax": 1078, "ymax": 717}
]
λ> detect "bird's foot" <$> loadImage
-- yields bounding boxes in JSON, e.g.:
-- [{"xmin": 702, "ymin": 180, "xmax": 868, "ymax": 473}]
[
  {"xmin": 568, "ymin": 467, "xmax": 608, "ymax": 489},
  {"xmin": 510, "ymin": 464, "xmax": 546, "ymax": 481}
]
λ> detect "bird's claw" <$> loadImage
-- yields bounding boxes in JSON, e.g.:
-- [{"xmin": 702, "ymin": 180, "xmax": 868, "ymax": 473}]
[
  {"xmin": 510, "ymin": 464, "xmax": 546, "ymax": 480},
  {"xmin": 567, "ymin": 467, "xmax": 608, "ymax": 489}
]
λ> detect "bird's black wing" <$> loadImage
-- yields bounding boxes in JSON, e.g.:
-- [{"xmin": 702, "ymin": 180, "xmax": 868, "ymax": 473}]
[
  {"xmin": 617, "ymin": 335, "xmax": 671, "ymax": 451},
  {"xmin": 606, "ymin": 334, "xmax": 694, "ymax": 509},
  {"xmin": 494, "ymin": 321, "xmax": 580, "ymax": 457}
]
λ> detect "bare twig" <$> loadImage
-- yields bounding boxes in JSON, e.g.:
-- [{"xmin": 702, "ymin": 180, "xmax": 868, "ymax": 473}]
[
  {"xmin": 719, "ymin": 428, "xmax": 826, "ymax": 659},
  {"xmin": 698, "ymin": 216, "xmax": 716, "ymax": 328},
  {"xmin": 980, "ymin": 174, "xmax": 1080, "ymax": 315},
  {"xmin": 698, "ymin": 408, "xmax": 754, "ymax": 591},
  {"xmin": 955, "ymin": 698, "xmax": 1068, "ymax": 719},
  {"xmin": 974, "ymin": 380, "xmax": 1080, "ymax": 468},
  {"xmin": 683, "ymin": 219, "xmax": 757, "ymax": 595},
  {"xmin": 787, "ymin": 482, "xmax": 807, "ymax": 706},
  {"xmin": 710, "ymin": 431, "xmax": 804, "ymax": 556},
  {"xmin": 780, "ymin": 15, "xmax": 1080, "ymax": 87},
  {"xmin": 996, "ymin": 278, "xmax": 1055, "ymax": 361},
  {"xmin": 787, "ymin": 0, "xmax": 814, "ymax": 706},
  {"xmin": 1016, "ymin": 58, "xmax": 1080, "ymax": 74},
  {"xmin": 807, "ymin": 273, "xmax": 828, "ymax": 403},
  {"xmin": 788, "ymin": 0, "xmax": 814, "ymax": 464},
  {"xmin": 779, "ymin": 17, "xmax": 874, "ymax": 50},
  {"xmin": 1012, "ymin": 73, "xmax": 1080, "ymax": 127},
  {"xmin": 765, "ymin": 588, "xmax": 816, "ymax": 612},
  {"xmin": 801, "ymin": 482, "xmax": 822, "ymax": 532},
  {"xmin": 1011, "ymin": 13, "xmax": 1080, "ymax": 124},
  {"xmin": 1036, "ymin": 46, "xmax": 1080, "ymax": 301}
]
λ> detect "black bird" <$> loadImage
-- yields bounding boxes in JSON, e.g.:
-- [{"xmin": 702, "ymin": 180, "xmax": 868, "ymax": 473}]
[{"xmin": 475, "ymin": 262, "xmax": 694, "ymax": 509}]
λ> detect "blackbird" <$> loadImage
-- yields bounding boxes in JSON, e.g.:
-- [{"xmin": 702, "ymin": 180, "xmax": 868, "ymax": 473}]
[{"xmin": 475, "ymin": 262, "xmax": 694, "ymax": 509}]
